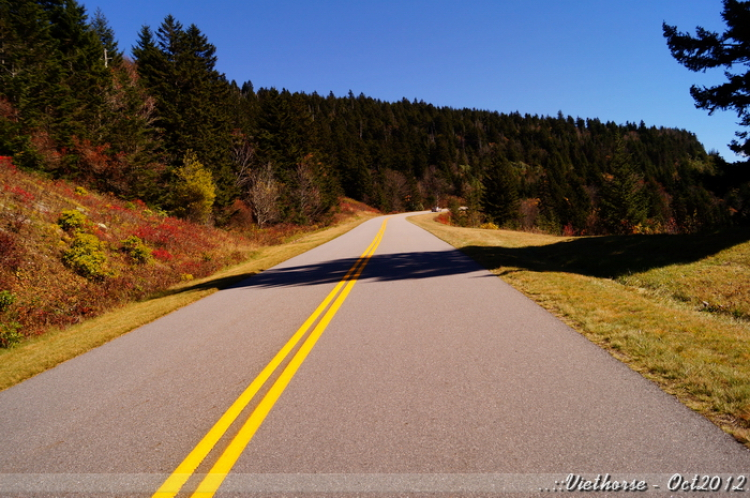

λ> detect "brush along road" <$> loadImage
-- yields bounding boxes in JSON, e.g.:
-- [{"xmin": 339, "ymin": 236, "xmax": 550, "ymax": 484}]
[{"xmin": 0, "ymin": 213, "xmax": 748, "ymax": 497}]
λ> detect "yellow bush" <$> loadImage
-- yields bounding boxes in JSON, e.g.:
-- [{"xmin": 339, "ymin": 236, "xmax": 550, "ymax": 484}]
[
  {"xmin": 120, "ymin": 235, "xmax": 152, "ymax": 263},
  {"xmin": 172, "ymin": 151, "xmax": 216, "ymax": 224},
  {"xmin": 58, "ymin": 209, "xmax": 89, "ymax": 232},
  {"xmin": 62, "ymin": 233, "xmax": 109, "ymax": 279}
]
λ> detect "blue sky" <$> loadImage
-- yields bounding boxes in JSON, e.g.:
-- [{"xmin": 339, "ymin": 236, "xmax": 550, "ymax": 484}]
[{"xmin": 81, "ymin": 0, "xmax": 743, "ymax": 161}]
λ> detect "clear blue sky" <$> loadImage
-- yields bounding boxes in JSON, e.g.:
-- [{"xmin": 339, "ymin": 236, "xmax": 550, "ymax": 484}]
[{"xmin": 82, "ymin": 0, "xmax": 743, "ymax": 161}]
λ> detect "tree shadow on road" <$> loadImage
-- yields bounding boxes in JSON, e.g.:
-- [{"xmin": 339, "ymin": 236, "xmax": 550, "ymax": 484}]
[
  {"xmin": 229, "ymin": 248, "xmax": 486, "ymax": 288},
  {"xmin": 156, "ymin": 248, "xmax": 486, "ymax": 298},
  {"xmin": 156, "ymin": 228, "xmax": 750, "ymax": 298}
]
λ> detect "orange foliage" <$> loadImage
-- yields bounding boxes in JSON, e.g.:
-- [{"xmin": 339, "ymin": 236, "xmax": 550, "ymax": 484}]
[
  {"xmin": 0, "ymin": 165, "xmax": 375, "ymax": 342},
  {"xmin": 0, "ymin": 166, "xmax": 249, "ymax": 338}
]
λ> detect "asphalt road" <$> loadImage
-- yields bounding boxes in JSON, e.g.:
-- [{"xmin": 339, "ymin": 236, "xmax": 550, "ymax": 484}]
[{"xmin": 1, "ymin": 213, "xmax": 749, "ymax": 497}]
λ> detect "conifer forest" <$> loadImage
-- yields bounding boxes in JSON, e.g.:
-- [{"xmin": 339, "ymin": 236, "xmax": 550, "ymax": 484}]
[{"xmin": 2, "ymin": 0, "xmax": 749, "ymax": 235}]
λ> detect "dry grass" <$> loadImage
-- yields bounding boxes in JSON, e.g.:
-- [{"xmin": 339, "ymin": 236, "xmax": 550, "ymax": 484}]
[
  {"xmin": 0, "ymin": 159, "xmax": 380, "ymax": 390},
  {"xmin": 409, "ymin": 213, "xmax": 750, "ymax": 447},
  {"xmin": 0, "ymin": 210, "xmax": 378, "ymax": 391},
  {"xmin": 0, "ymin": 163, "xmax": 255, "ymax": 337}
]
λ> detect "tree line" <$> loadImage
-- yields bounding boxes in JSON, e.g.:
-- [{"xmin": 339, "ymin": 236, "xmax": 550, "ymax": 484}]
[{"xmin": 1, "ymin": 0, "xmax": 748, "ymax": 234}]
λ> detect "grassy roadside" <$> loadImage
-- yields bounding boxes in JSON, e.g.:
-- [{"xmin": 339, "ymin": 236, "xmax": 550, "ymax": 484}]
[
  {"xmin": 409, "ymin": 213, "xmax": 750, "ymax": 448},
  {"xmin": 0, "ymin": 211, "xmax": 379, "ymax": 392}
]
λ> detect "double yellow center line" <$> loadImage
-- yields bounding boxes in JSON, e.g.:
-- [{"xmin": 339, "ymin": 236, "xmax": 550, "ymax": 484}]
[{"xmin": 153, "ymin": 217, "xmax": 389, "ymax": 498}]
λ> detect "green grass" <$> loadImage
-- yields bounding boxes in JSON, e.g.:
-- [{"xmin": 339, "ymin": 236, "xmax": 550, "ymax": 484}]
[
  {"xmin": 409, "ymin": 213, "xmax": 750, "ymax": 447},
  {"xmin": 0, "ymin": 211, "xmax": 378, "ymax": 392}
]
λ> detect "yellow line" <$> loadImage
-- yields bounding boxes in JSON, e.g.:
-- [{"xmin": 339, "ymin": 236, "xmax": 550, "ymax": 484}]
[
  {"xmin": 152, "ymin": 218, "xmax": 388, "ymax": 498},
  {"xmin": 189, "ymin": 219, "xmax": 388, "ymax": 498}
]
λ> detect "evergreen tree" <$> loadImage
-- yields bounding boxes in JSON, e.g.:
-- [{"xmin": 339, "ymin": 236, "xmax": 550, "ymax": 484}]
[
  {"xmin": 42, "ymin": 0, "xmax": 111, "ymax": 150},
  {"xmin": 0, "ymin": 5, "xmax": 731, "ymax": 233},
  {"xmin": 537, "ymin": 163, "xmax": 565, "ymax": 233},
  {"xmin": 664, "ymin": 0, "xmax": 750, "ymax": 155},
  {"xmin": 482, "ymin": 155, "xmax": 520, "ymax": 226},
  {"xmin": 537, "ymin": 152, "xmax": 590, "ymax": 233},
  {"xmin": 100, "ymin": 57, "xmax": 165, "ymax": 202},
  {"xmin": 89, "ymin": 8, "xmax": 121, "ymax": 68},
  {"xmin": 0, "ymin": 0, "xmax": 111, "ymax": 170},
  {"xmin": 133, "ymin": 16, "xmax": 235, "ymax": 207},
  {"xmin": 598, "ymin": 139, "xmax": 647, "ymax": 234}
]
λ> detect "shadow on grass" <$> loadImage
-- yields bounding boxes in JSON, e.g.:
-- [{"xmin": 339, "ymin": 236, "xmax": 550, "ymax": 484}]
[
  {"xmin": 150, "ymin": 271, "xmax": 261, "ymax": 299},
  {"xmin": 460, "ymin": 228, "xmax": 750, "ymax": 279},
  {"xmin": 152, "ymin": 228, "xmax": 750, "ymax": 300}
]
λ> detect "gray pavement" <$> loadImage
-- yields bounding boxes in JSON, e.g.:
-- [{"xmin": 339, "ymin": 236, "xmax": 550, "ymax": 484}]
[{"xmin": 1, "ymin": 213, "xmax": 748, "ymax": 497}]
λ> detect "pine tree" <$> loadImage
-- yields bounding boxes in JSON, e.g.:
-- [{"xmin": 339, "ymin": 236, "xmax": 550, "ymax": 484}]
[
  {"xmin": 89, "ymin": 8, "xmax": 121, "ymax": 68},
  {"xmin": 482, "ymin": 155, "xmax": 520, "ymax": 226},
  {"xmin": 664, "ymin": 0, "xmax": 750, "ymax": 155},
  {"xmin": 0, "ymin": 0, "xmax": 110, "ymax": 169},
  {"xmin": 133, "ymin": 16, "xmax": 235, "ymax": 207},
  {"xmin": 43, "ymin": 0, "xmax": 111, "ymax": 150},
  {"xmin": 537, "ymin": 168, "xmax": 565, "ymax": 233},
  {"xmin": 538, "ymin": 152, "xmax": 588, "ymax": 233},
  {"xmin": 598, "ymin": 138, "xmax": 647, "ymax": 234}
]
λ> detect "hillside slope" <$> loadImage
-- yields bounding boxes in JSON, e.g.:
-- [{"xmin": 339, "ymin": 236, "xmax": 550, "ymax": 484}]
[
  {"xmin": 0, "ymin": 158, "xmax": 375, "ymax": 348},
  {"xmin": 0, "ymin": 157, "xmax": 255, "ymax": 346}
]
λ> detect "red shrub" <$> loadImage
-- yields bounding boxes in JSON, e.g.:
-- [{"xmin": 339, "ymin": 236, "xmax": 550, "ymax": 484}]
[
  {"xmin": 338, "ymin": 197, "xmax": 378, "ymax": 213},
  {"xmin": 30, "ymin": 130, "xmax": 62, "ymax": 170},
  {"xmin": 435, "ymin": 212, "xmax": 451, "ymax": 225},
  {"xmin": 179, "ymin": 260, "xmax": 204, "ymax": 277},
  {"xmin": 0, "ymin": 156, "xmax": 17, "ymax": 173},
  {"xmin": 0, "ymin": 98, "xmax": 19, "ymax": 121},
  {"xmin": 0, "ymin": 230, "xmax": 22, "ymax": 271},
  {"xmin": 224, "ymin": 199, "xmax": 254, "ymax": 229},
  {"xmin": 54, "ymin": 181, "xmax": 75, "ymax": 197},
  {"xmin": 131, "ymin": 199, "xmax": 147, "ymax": 210},
  {"xmin": 4, "ymin": 185, "xmax": 34, "ymax": 204},
  {"xmin": 562, "ymin": 223, "xmax": 578, "ymax": 237},
  {"xmin": 135, "ymin": 224, "xmax": 171, "ymax": 247},
  {"xmin": 152, "ymin": 248, "xmax": 174, "ymax": 261}
]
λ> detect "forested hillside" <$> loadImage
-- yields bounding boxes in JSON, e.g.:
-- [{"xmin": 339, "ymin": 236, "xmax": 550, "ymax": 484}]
[{"xmin": 2, "ymin": 0, "xmax": 748, "ymax": 235}]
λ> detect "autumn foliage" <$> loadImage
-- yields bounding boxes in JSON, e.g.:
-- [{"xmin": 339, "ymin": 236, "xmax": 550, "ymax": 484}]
[{"xmin": 0, "ymin": 159, "xmax": 251, "ymax": 342}]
